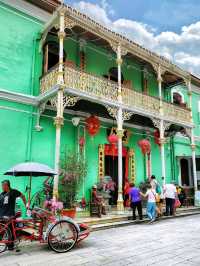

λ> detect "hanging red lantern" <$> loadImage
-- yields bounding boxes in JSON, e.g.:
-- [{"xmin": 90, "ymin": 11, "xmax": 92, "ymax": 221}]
[
  {"xmin": 85, "ymin": 115, "xmax": 100, "ymax": 137},
  {"xmin": 108, "ymin": 134, "xmax": 118, "ymax": 146},
  {"xmin": 154, "ymin": 129, "xmax": 160, "ymax": 146},
  {"xmin": 79, "ymin": 137, "xmax": 85, "ymax": 152},
  {"xmin": 138, "ymin": 139, "xmax": 151, "ymax": 155},
  {"xmin": 107, "ymin": 134, "xmax": 118, "ymax": 158}
]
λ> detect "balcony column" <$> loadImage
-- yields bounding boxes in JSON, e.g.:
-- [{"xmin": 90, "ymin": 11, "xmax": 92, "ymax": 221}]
[
  {"xmin": 116, "ymin": 44, "xmax": 124, "ymax": 211},
  {"xmin": 160, "ymin": 120, "xmax": 166, "ymax": 184},
  {"xmin": 187, "ymin": 79, "xmax": 198, "ymax": 191},
  {"xmin": 157, "ymin": 64, "xmax": 163, "ymax": 112},
  {"xmin": 53, "ymin": 9, "xmax": 65, "ymax": 199}
]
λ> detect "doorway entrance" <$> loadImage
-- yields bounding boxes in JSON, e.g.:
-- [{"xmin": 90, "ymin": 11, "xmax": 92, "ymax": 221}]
[{"xmin": 104, "ymin": 155, "xmax": 126, "ymax": 205}]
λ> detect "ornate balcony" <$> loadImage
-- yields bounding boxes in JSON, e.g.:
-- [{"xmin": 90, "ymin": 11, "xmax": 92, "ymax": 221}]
[{"xmin": 40, "ymin": 66, "xmax": 192, "ymax": 126}]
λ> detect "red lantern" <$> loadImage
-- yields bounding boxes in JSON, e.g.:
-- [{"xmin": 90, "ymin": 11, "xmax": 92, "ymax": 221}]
[
  {"xmin": 85, "ymin": 115, "xmax": 100, "ymax": 137},
  {"xmin": 79, "ymin": 137, "xmax": 85, "ymax": 152},
  {"xmin": 108, "ymin": 134, "xmax": 118, "ymax": 158},
  {"xmin": 108, "ymin": 134, "xmax": 118, "ymax": 146},
  {"xmin": 138, "ymin": 139, "xmax": 151, "ymax": 155},
  {"xmin": 154, "ymin": 129, "xmax": 160, "ymax": 146}
]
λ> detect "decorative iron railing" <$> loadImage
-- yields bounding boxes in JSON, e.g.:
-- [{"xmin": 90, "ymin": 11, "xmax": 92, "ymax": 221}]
[
  {"xmin": 162, "ymin": 101, "xmax": 191, "ymax": 125},
  {"xmin": 122, "ymin": 88, "xmax": 160, "ymax": 117},
  {"xmin": 40, "ymin": 66, "xmax": 191, "ymax": 125},
  {"xmin": 64, "ymin": 66, "xmax": 118, "ymax": 102}
]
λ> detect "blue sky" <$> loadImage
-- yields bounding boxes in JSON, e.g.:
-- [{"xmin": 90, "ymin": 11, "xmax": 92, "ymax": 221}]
[
  {"xmin": 67, "ymin": 0, "xmax": 200, "ymax": 33},
  {"xmin": 66, "ymin": 0, "xmax": 200, "ymax": 75}
]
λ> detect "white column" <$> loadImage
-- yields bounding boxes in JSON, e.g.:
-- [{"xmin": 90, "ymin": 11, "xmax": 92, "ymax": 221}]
[
  {"xmin": 53, "ymin": 9, "xmax": 65, "ymax": 199},
  {"xmin": 187, "ymin": 79, "xmax": 198, "ymax": 191},
  {"xmin": 160, "ymin": 120, "xmax": 166, "ymax": 184},
  {"xmin": 157, "ymin": 66, "xmax": 166, "ymax": 184},
  {"xmin": 157, "ymin": 64, "xmax": 163, "ymax": 111},
  {"xmin": 116, "ymin": 44, "xmax": 124, "ymax": 211}
]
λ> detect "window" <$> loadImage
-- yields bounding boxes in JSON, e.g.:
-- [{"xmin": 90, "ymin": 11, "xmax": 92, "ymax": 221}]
[
  {"xmin": 171, "ymin": 89, "xmax": 185, "ymax": 107},
  {"xmin": 43, "ymin": 41, "xmax": 66, "ymax": 73}
]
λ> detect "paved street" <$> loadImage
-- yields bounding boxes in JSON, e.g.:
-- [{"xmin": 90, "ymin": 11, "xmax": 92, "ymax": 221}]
[{"xmin": 1, "ymin": 215, "xmax": 200, "ymax": 266}]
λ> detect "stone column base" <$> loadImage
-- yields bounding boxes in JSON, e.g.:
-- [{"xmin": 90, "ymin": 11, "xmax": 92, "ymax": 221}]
[{"xmin": 117, "ymin": 192, "xmax": 124, "ymax": 211}]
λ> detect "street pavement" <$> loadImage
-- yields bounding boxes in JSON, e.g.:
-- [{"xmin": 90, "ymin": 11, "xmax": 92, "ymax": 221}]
[{"xmin": 1, "ymin": 215, "xmax": 200, "ymax": 266}]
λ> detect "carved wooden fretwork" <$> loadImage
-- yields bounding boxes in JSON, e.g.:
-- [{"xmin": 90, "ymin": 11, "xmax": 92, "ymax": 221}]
[
  {"xmin": 64, "ymin": 17, "xmax": 77, "ymax": 29},
  {"xmin": 105, "ymin": 105, "xmax": 133, "ymax": 121},
  {"xmin": 98, "ymin": 144, "xmax": 105, "ymax": 179},
  {"xmin": 63, "ymin": 95, "xmax": 79, "ymax": 108},
  {"xmin": 122, "ymin": 111, "xmax": 134, "ymax": 121},
  {"xmin": 105, "ymin": 105, "xmax": 118, "ymax": 119},
  {"xmin": 109, "ymin": 41, "xmax": 128, "ymax": 56},
  {"xmin": 151, "ymin": 118, "xmax": 160, "ymax": 129},
  {"xmin": 50, "ymin": 95, "xmax": 79, "ymax": 108},
  {"xmin": 163, "ymin": 121, "xmax": 172, "ymax": 131},
  {"xmin": 151, "ymin": 63, "xmax": 166, "ymax": 76},
  {"xmin": 151, "ymin": 118, "xmax": 171, "ymax": 132}
]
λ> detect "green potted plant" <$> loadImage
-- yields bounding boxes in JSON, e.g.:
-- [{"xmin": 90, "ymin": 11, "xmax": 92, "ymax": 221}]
[{"xmin": 59, "ymin": 151, "xmax": 87, "ymax": 218}]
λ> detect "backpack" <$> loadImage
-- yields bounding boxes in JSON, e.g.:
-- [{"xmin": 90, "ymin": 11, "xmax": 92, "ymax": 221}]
[{"xmin": 156, "ymin": 183, "xmax": 161, "ymax": 195}]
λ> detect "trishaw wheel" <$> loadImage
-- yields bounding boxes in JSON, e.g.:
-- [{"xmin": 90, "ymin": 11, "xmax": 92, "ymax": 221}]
[
  {"xmin": 0, "ymin": 223, "xmax": 12, "ymax": 253},
  {"xmin": 47, "ymin": 221, "xmax": 78, "ymax": 253}
]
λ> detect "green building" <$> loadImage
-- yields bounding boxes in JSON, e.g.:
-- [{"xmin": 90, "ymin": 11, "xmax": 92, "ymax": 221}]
[{"xmin": 1, "ymin": 0, "xmax": 200, "ymax": 209}]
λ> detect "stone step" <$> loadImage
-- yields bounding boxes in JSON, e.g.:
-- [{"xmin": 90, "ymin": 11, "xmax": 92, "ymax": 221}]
[
  {"xmin": 90, "ymin": 209, "xmax": 200, "ymax": 232},
  {"xmin": 77, "ymin": 207, "xmax": 200, "ymax": 227}
]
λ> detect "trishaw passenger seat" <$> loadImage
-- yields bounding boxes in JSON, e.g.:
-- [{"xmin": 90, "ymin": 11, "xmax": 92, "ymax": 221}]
[{"xmin": 15, "ymin": 210, "xmax": 22, "ymax": 218}]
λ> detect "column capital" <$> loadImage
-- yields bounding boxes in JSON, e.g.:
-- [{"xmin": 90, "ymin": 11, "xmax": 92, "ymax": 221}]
[
  {"xmin": 191, "ymin": 144, "xmax": 196, "ymax": 151},
  {"xmin": 159, "ymin": 138, "xmax": 166, "ymax": 145},
  {"xmin": 157, "ymin": 76, "xmax": 163, "ymax": 83},
  {"xmin": 117, "ymin": 129, "xmax": 124, "ymax": 139},
  {"xmin": 57, "ymin": 31, "xmax": 66, "ymax": 39},
  {"xmin": 54, "ymin": 116, "xmax": 64, "ymax": 127},
  {"xmin": 116, "ymin": 58, "xmax": 123, "ymax": 65}
]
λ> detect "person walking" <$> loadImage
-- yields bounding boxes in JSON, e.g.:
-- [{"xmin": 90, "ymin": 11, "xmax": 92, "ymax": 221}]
[
  {"xmin": 141, "ymin": 184, "xmax": 156, "ymax": 223},
  {"xmin": 129, "ymin": 183, "xmax": 143, "ymax": 220},
  {"xmin": 163, "ymin": 182, "xmax": 177, "ymax": 216}
]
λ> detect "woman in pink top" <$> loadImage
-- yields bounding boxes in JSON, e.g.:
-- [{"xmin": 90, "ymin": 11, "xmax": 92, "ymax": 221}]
[{"xmin": 141, "ymin": 184, "xmax": 156, "ymax": 223}]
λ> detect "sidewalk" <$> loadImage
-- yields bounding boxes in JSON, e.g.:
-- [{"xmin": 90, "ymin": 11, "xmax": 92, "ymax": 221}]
[{"xmin": 75, "ymin": 206, "xmax": 200, "ymax": 231}]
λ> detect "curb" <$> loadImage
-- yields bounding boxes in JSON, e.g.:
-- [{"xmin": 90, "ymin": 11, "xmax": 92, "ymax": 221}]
[{"xmin": 90, "ymin": 211, "xmax": 200, "ymax": 231}]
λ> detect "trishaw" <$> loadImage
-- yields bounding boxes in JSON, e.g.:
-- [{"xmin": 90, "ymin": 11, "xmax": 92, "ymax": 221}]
[
  {"xmin": 0, "ymin": 207, "xmax": 89, "ymax": 253},
  {"xmin": 0, "ymin": 162, "xmax": 90, "ymax": 253}
]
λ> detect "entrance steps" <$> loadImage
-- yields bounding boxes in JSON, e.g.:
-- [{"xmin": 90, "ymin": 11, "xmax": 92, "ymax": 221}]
[{"xmin": 75, "ymin": 206, "xmax": 200, "ymax": 232}]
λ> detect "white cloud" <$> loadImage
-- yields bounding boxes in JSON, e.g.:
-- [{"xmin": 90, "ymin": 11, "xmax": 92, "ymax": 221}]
[{"xmin": 73, "ymin": 1, "xmax": 200, "ymax": 77}]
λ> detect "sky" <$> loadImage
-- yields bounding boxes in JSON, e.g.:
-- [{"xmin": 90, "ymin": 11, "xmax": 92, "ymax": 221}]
[{"xmin": 65, "ymin": 0, "xmax": 200, "ymax": 76}]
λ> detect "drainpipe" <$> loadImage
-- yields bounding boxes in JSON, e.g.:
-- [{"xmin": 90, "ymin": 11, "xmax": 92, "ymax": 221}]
[{"xmin": 25, "ymin": 34, "xmax": 39, "ymax": 162}]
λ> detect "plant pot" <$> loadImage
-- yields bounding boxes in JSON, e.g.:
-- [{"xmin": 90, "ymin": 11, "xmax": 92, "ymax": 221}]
[{"xmin": 61, "ymin": 208, "xmax": 76, "ymax": 219}]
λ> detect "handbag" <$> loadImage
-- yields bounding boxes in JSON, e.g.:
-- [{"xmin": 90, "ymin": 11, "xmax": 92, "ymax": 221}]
[
  {"xmin": 156, "ymin": 194, "xmax": 160, "ymax": 203},
  {"xmin": 175, "ymin": 199, "xmax": 181, "ymax": 208}
]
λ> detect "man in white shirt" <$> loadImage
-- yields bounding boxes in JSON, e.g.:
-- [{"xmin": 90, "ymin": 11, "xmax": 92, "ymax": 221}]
[{"xmin": 164, "ymin": 183, "xmax": 177, "ymax": 216}]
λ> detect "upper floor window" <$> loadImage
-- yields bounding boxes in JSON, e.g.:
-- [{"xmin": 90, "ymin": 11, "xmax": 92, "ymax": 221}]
[
  {"xmin": 171, "ymin": 89, "xmax": 185, "ymax": 107},
  {"xmin": 43, "ymin": 41, "xmax": 66, "ymax": 74}
]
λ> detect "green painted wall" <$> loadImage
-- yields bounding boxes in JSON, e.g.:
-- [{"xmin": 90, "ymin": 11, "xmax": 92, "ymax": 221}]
[{"xmin": 0, "ymin": 2, "xmax": 43, "ymax": 95}]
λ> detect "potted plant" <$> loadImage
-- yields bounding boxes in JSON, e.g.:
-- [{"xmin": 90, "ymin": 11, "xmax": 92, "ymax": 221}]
[{"xmin": 59, "ymin": 151, "xmax": 87, "ymax": 218}]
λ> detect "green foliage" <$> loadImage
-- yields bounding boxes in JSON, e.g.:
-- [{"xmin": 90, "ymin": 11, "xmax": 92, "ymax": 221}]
[{"xmin": 59, "ymin": 151, "xmax": 87, "ymax": 209}]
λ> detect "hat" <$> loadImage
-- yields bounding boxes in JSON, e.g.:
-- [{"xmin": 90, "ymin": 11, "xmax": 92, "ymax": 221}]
[{"xmin": 92, "ymin": 185, "xmax": 97, "ymax": 189}]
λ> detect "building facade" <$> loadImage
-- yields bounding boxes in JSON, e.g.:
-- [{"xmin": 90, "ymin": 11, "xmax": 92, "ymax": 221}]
[{"xmin": 1, "ymin": 0, "xmax": 200, "ymax": 209}]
